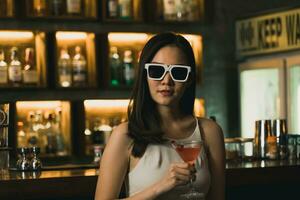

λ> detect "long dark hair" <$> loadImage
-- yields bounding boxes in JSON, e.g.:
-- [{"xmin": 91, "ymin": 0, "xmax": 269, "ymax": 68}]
[{"xmin": 128, "ymin": 32, "xmax": 196, "ymax": 157}]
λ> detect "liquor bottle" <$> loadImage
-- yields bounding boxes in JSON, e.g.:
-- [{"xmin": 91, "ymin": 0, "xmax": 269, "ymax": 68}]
[
  {"xmin": 123, "ymin": 50, "xmax": 134, "ymax": 86},
  {"xmin": 17, "ymin": 121, "xmax": 27, "ymax": 148},
  {"xmin": 163, "ymin": 0, "xmax": 177, "ymax": 21},
  {"xmin": 99, "ymin": 118, "xmax": 113, "ymax": 144},
  {"xmin": 0, "ymin": 0, "xmax": 7, "ymax": 17},
  {"xmin": 0, "ymin": 49, "xmax": 8, "ymax": 85},
  {"xmin": 44, "ymin": 112, "xmax": 57, "ymax": 154},
  {"xmin": 23, "ymin": 48, "xmax": 39, "ymax": 86},
  {"xmin": 84, "ymin": 120, "xmax": 93, "ymax": 155},
  {"xmin": 107, "ymin": 0, "xmax": 118, "ymax": 19},
  {"xmin": 110, "ymin": 46, "xmax": 121, "ymax": 86},
  {"xmin": 27, "ymin": 112, "xmax": 40, "ymax": 148},
  {"xmin": 119, "ymin": 0, "xmax": 132, "ymax": 19},
  {"xmin": 51, "ymin": 0, "xmax": 65, "ymax": 16},
  {"xmin": 66, "ymin": 0, "xmax": 83, "ymax": 16},
  {"xmin": 72, "ymin": 46, "xmax": 87, "ymax": 87},
  {"xmin": 54, "ymin": 108, "xmax": 66, "ymax": 156},
  {"xmin": 8, "ymin": 47, "xmax": 22, "ymax": 86},
  {"xmin": 33, "ymin": 0, "xmax": 47, "ymax": 16},
  {"xmin": 185, "ymin": 0, "xmax": 199, "ymax": 21},
  {"xmin": 175, "ymin": 0, "xmax": 187, "ymax": 21},
  {"xmin": 58, "ymin": 48, "xmax": 72, "ymax": 87},
  {"xmin": 92, "ymin": 117, "xmax": 105, "ymax": 146}
]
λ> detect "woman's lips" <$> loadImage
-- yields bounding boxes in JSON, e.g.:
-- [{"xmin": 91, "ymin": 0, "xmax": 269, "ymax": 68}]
[{"xmin": 158, "ymin": 90, "xmax": 173, "ymax": 96}]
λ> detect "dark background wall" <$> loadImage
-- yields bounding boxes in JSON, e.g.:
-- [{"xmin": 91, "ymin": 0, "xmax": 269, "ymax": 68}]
[{"xmin": 201, "ymin": 0, "xmax": 300, "ymax": 137}]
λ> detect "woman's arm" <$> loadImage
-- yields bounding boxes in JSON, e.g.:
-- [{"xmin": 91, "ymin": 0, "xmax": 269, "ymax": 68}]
[
  {"xmin": 94, "ymin": 123, "xmax": 193, "ymax": 200},
  {"xmin": 201, "ymin": 119, "xmax": 225, "ymax": 200},
  {"xmin": 94, "ymin": 122, "xmax": 132, "ymax": 200}
]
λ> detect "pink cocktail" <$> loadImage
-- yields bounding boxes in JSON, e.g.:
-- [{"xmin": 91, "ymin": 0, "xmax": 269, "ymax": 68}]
[
  {"xmin": 175, "ymin": 146, "xmax": 201, "ymax": 164},
  {"xmin": 172, "ymin": 140, "xmax": 204, "ymax": 199}
]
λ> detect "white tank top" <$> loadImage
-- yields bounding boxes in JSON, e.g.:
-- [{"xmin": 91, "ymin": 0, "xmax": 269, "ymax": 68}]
[{"xmin": 127, "ymin": 119, "xmax": 211, "ymax": 199}]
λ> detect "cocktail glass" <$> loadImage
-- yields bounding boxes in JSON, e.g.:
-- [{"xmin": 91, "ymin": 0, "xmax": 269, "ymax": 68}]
[{"xmin": 173, "ymin": 140, "xmax": 204, "ymax": 199}]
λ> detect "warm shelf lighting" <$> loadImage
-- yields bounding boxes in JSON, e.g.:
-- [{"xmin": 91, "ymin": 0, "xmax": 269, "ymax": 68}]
[
  {"xmin": 182, "ymin": 34, "xmax": 202, "ymax": 42},
  {"xmin": 108, "ymin": 33, "xmax": 149, "ymax": 42},
  {"xmin": 194, "ymin": 98, "xmax": 205, "ymax": 117},
  {"xmin": 84, "ymin": 99, "xmax": 130, "ymax": 108},
  {"xmin": 0, "ymin": 31, "xmax": 34, "ymax": 39},
  {"xmin": 16, "ymin": 101, "xmax": 63, "ymax": 109},
  {"xmin": 56, "ymin": 32, "xmax": 88, "ymax": 40}
]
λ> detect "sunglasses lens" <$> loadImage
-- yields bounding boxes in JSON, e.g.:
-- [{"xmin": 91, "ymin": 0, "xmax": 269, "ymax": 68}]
[
  {"xmin": 148, "ymin": 65, "xmax": 165, "ymax": 79},
  {"xmin": 171, "ymin": 67, "xmax": 188, "ymax": 81}
]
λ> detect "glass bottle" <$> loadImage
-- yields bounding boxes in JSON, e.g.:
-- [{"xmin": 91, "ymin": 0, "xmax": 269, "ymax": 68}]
[
  {"xmin": 51, "ymin": 0, "xmax": 65, "ymax": 16},
  {"xmin": 93, "ymin": 145, "xmax": 103, "ymax": 165},
  {"xmin": 99, "ymin": 118, "xmax": 113, "ymax": 144},
  {"xmin": 66, "ymin": 0, "xmax": 83, "ymax": 16},
  {"xmin": 110, "ymin": 46, "xmax": 121, "ymax": 86},
  {"xmin": 44, "ymin": 112, "xmax": 57, "ymax": 155},
  {"xmin": 123, "ymin": 50, "xmax": 134, "ymax": 86},
  {"xmin": 8, "ymin": 47, "xmax": 22, "ymax": 86},
  {"xmin": 23, "ymin": 48, "xmax": 39, "ymax": 86},
  {"xmin": 119, "ymin": 0, "xmax": 132, "ymax": 19},
  {"xmin": 185, "ymin": 0, "xmax": 199, "ymax": 21},
  {"xmin": 72, "ymin": 46, "xmax": 87, "ymax": 87},
  {"xmin": 163, "ymin": 0, "xmax": 177, "ymax": 21},
  {"xmin": 92, "ymin": 117, "xmax": 105, "ymax": 146},
  {"xmin": 17, "ymin": 121, "xmax": 27, "ymax": 148},
  {"xmin": 0, "ymin": 0, "xmax": 7, "ymax": 17},
  {"xmin": 54, "ymin": 108, "xmax": 66, "ymax": 156},
  {"xmin": 0, "ymin": 49, "xmax": 8, "ymax": 85},
  {"xmin": 58, "ymin": 48, "xmax": 72, "ymax": 87},
  {"xmin": 175, "ymin": 0, "xmax": 187, "ymax": 21},
  {"xmin": 33, "ymin": 0, "xmax": 47, "ymax": 16},
  {"xmin": 27, "ymin": 112, "xmax": 40, "ymax": 148},
  {"xmin": 35, "ymin": 110, "xmax": 47, "ymax": 153},
  {"xmin": 84, "ymin": 120, "xmax": 93, "ymax": 155},
  {"xmin": 107, "ymin": 0, "xmax": 118, "ymax": 19}
]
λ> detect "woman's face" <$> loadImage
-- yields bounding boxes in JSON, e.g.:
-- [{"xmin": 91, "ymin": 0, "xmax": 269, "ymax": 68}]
[{"xmin": 147, "ymin": 45, "xmax": 190, "ymax": 108}]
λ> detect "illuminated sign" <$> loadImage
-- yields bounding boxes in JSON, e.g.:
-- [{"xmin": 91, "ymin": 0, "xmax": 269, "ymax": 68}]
[{"xmin": 236, "ymin": 7, "xmax": 300, "ymax": 57}]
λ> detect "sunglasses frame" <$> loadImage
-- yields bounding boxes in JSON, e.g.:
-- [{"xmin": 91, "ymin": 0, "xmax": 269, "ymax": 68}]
[{"xmin": 144, "ymin": 63, "xmax": 191, "ymax": 82}]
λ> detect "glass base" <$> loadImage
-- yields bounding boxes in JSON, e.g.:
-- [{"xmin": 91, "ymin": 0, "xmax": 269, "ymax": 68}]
[{"xmin": 180, "ymin": 192, "xmax": 205, "ymax": 199}]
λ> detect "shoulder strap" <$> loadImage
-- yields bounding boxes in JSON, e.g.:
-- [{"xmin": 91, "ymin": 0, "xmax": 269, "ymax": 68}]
[{"xmin": 197, "ymin": 118, "xmax": 210, "ymax": 158}]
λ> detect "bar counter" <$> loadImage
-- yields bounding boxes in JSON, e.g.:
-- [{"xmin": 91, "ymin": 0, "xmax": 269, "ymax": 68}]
[{"xmin": 0, "ymin": 160, "xmax": 300, "ymax": 200}]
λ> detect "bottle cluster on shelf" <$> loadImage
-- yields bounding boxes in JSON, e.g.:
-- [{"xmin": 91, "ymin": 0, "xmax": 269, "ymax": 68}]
[
  {"xmin": 84, "ymin": 116, "xmax": 126, "ymax": 156},
  {"xmin": 110, "ymin": 46, "xmax": 138, "ymax": 87},
  {"xmin": 29, "ymin": 0, "xmax": 90, "ymax": 18},
  {"xmin": 17, "ymin": 108, "xmax": 67, "ymax": 157},
  {"xmin": 58, "ymin": 45, "xmax": 87, "ymax": 87},
  {"xmin": 1, "ymin": 0, "xmax": 205, "ymax": 22},
  {"xmin": 106, "ymin": 0, "xmax": 134, "ymax": 20},
  {"xmin": 0, "ymin": 47, "xmax": 38, "ymax": 87},
  {"xmin": 160, "ymin": 0, "xmax": 203, "ymax": 22}
]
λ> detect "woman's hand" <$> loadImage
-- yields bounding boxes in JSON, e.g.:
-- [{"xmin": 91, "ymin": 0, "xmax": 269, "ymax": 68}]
[{"xmin": 154, "ymin": 162, "xmax": 196, "ymax": 196}]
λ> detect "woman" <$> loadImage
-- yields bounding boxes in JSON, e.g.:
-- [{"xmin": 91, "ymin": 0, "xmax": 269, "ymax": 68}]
[{"xmin": 95, "ymin": 32, "xmax": 225, "ymax": 200}]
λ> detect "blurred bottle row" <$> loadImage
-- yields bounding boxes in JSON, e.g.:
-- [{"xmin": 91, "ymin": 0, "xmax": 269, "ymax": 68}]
[
  {"xmin": 15, "ymin": 100, "xmax": 130, "ymax": 157},
  {"xmin": 17, "ymin": 108, "xmax": 67, "ymax": 156},
  {"xmin": 0, "ymin": 31, "xmax": 202, "ymax": 88},
  {"xmin": 0, "ymin": 0, "xmax": 205, "ymax": 22},
  {"xmin": 12, "ymin": 98, "xmax": 205, "ymax": 158}
]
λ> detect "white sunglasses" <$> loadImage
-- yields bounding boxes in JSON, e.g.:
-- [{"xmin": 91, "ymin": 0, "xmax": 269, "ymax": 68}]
[{"xmin": 145, "ymin": 63, "xmax": 191, "ymax": 82}]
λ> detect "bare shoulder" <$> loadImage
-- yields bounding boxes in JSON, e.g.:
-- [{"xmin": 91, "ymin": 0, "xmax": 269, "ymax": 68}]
[
  {"xmin": 108, "ymin": 122, "xmax": 133, "ymax": 151},
  {"xmin": 197, "ymin": 118, "xmax": 224, "ymax": 147}
]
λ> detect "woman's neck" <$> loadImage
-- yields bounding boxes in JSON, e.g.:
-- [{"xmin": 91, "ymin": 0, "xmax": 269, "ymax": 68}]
[{"xmin": 157, "ymin": 105, "xmax": 184, "ymax": 123}]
